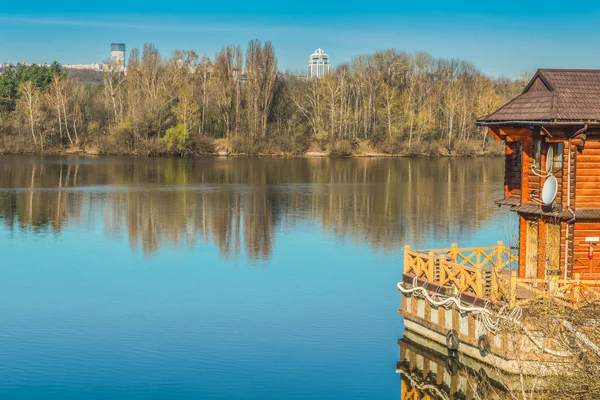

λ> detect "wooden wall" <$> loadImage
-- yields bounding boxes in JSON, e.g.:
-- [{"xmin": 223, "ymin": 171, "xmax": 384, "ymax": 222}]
[
  {"xmin": 505, "ymin": 141, "xmax": 522, "ymax": 198},
  {"xmin": 500, "ymin": 129, "xmax": 600, "ymax": 278},
  {"xmin": 573, "ymin": 138, "xmax": 600, "ymax": 208},
  {"xmin": 572, "ymin": 222, "xmax": 600, "ymax": 273}
]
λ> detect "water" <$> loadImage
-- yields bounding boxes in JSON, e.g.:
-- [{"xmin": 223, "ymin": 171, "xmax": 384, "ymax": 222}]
[{"xmin": 0, "ymin": 155, "xmax": 515, "ymax": 399}]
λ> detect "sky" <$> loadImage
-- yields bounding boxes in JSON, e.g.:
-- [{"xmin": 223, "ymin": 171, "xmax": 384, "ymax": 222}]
[{"xmin": 2, "ymin": 1, "xmax": 600, "ymax": 78}]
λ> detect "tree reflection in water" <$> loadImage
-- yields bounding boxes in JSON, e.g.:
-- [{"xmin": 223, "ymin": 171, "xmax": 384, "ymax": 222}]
[{"xmin": 0, "ymin": 156, "xmax": 504, "ymax": 262}]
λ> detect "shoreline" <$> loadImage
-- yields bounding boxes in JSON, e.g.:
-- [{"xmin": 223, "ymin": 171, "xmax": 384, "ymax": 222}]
[
  {"xmin": 0, "ymin": 140, "xmax": 504, "ymax": 159},
  {"xmin": 0, "ymin": 149, "xmax": 503, "ymax": 158}
]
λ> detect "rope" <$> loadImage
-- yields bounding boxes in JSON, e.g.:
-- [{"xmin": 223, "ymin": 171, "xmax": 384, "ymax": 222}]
[
  {"xmin": 399, "ymin": 367, "xmax": 452, "ymax": 400},
  {"xmin": 398, "ymin": 278, "xmax": 519, "ymax": 334},
  {"xmin": 398, "ymin": 279, "xmax": 571, "ymax": 357}
]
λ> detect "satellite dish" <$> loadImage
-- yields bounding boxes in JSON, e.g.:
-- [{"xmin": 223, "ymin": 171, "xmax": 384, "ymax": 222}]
[
  {"xmin": 546, "ymin": 146, "xmax": 554, "ymax": 175},
  {"xmin": 542, "ymin": 175, "xmax": 558, "ymax": 205}
]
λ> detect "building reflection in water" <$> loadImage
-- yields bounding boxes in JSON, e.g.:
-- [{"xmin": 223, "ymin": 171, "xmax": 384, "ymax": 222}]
[
  {"xmin": 397, "ymin": 333, "xmax": 513, "ymax": 400},
  {"xmin": 0, "ymin": 156, "xmax": 504, "ymax": 261}
]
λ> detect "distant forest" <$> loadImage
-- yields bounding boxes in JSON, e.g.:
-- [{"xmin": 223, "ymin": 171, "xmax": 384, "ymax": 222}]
[{"xmin": 0, "ymin": 41, "xmax": 527, "ymax": 156}]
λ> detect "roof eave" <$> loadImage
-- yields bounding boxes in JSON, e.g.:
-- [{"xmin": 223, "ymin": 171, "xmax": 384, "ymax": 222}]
[{"xmin": 476, "ymin": 120, "xmax": 600, "ymax": 127}]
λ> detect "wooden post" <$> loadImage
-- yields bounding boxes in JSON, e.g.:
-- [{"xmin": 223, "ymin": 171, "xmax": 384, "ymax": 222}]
[
  {"xmin": 550, "ymin": 275, "xmax": 559, "ymax": 293},
  {"xmin": 496, "ymin": 240, "xmax": 503, "ymax": 269},
  {"xmin": 404, "ymin": 245, "xmax": 410, "ymax": 275},
  {"xmin": 433, "ymin": 252, "xmax": 440, "ymax": 283},
  {"xmin": 439, "ymin": 258, "xmax": 446, "ymax": 286},
  {"xmin": 427, "ymin": 251, "xmax": 435, "ymax": 281},
  {"xmin": 574, "ymin": 273, "xmax": 581, "ymax": 301},
  {"xmin": 490, "ymin": 269, "xmax": 498, "ymax": 300},
  {"xmin": 452, "ymin": 243, "xmax": 458, "ymax": 263},
  {"xmin": 509, "ymin": 270, "xmax": 518, "ymax": 307},
  {"xmin": 476, "ymin": 265, "xmax": 483, "ymax": 298}
]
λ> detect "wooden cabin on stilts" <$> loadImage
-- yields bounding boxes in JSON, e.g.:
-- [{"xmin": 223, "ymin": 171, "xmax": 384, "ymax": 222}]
[{"xmin": 397, "ymin": 69, "xmax": 600, "ymax": 377}]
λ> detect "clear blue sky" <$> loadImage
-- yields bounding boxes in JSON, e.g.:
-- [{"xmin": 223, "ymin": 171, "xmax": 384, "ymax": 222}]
[{"xmin": 2, "ymin": 1, "xmax": 600, "ymax": 77}]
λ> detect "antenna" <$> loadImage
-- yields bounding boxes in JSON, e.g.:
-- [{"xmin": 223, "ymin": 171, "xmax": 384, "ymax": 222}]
[{"xmin": 541, "ymin": 175, "xmax": 558, "ymax": 205}]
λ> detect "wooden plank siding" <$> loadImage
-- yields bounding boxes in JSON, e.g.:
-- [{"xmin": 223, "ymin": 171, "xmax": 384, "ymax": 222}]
[
  {"xmin": 493, "ymin": 128, "xmax": 600, "ymax": 278},
  {"xmin": 505, "ymin": 141, "xmax": 522, "ymax": 199},
  {"xmin": 574, "ymin": 139, "xmax": 600, "ymax": 209},
  {"xmin": 519, "ymin": 138, "xmax": 532, "ymax": 277},
  {"xmin": 572, "ymin": 222, "xmax": 600, "ymax": 274},
  {"xmin": 517, "ymin": 135, "xmax": 568, "ymax": 279}
]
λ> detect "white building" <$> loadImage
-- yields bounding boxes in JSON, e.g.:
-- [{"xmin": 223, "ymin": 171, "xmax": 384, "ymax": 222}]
[
  {"xmin": 308, "ymin": 48, "xmax": 330, "ymax": 78},
  {"xmin": 110, "ymin": 43, "xmax": 126, "ymax": 72},
  {"xmin": 63, "ymin": 63, "xmax": 102, "ymax": 71}
]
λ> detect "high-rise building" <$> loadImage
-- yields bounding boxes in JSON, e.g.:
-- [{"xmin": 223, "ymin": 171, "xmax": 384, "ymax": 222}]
[
  {"xmin": 308, "ymin": 48, "xmax": 330, "ymax": 78},
  {"xmin": 110, "ymin": 43, "xmax": 126, "ymax": 70}
]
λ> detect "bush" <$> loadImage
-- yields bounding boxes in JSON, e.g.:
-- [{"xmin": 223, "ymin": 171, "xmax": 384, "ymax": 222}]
[
  {"xmin": 187, "ymin": 135, "xmax": 215, "ymax": 155},
  {"xmin": 160, "ymin": 124, "xmax": 188, "ymax": 151},
  {"xmin": 452, "ymin": 140, "xmax": 481, "ymax": 156},
  {"xmin": 404, "ymin": 140, "xmax": 444, "ymax": 156},
  {"xmin": 231, "ymin": 136, "xmax": 265, "ymax": 155},
  {"xmin": 276, "ymin": 132, "xmax": 311, "ymax": 155},
  {"xmin": 111, "ymin": 119, "xmax": 134, "ymax": 150},
  {"xmin": 377, "ymin": 137, "xmax": 404, "ymax": 154},
  {"xmin": 330, "ymin": 140, "xmax": 353, "ymax": 157},
  {"xmin": 231, "ymin": 136, "xmax": 253, "ymax": 154},
  {"xmin": 97, "ymin": 135, "xmax": 128, "ymax": 155},
  {"xmin": 0, "ymin": 135, "xmax": 37, "ymax": 154}
]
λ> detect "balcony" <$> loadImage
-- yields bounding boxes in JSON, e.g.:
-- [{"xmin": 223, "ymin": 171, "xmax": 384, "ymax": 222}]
[{"xmin": 401, "ymin": 243, "xmax": 600, "ymax": 309}]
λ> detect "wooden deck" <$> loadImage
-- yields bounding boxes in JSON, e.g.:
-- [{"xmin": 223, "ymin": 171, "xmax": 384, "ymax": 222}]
[{"xmin": 403, "ymin": 243, "xmax": 600, "ymax": 308}]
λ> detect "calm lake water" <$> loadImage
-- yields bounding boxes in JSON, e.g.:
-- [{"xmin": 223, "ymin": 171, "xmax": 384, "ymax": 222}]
[{"xmin": 0, "ymin": 155, "xmax": 515, "ymax": 399}]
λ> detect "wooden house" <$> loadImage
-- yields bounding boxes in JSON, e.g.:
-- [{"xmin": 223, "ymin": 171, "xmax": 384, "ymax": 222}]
[
  {"xmin": 478, "ymin": 69, "xmax": 600, "ymax": 280},
  {"xmin": 397, "ymin": 69, "xmax": 600, "ymax": 376}
]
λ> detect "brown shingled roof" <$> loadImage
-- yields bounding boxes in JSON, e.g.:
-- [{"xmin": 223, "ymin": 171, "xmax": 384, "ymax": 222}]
[{"xmin": 478, "ymin": 69, "xmax": 600, "ymax": 124}]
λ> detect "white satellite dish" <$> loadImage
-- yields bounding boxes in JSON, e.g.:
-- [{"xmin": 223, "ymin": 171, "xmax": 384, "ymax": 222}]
[
  {"xmin": 542, "ymin": 175, "xmax": 558, "ymax": 205},
  {"xmin": 546, "ymin": 146, "xmax": 554, "ymax": 175}
]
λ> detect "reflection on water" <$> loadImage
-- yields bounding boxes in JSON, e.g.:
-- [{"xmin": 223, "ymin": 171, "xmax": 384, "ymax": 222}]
[
  {"xmin": 0, "ymin": 156, "xmax": 504, "ymax": 261},
  {"xmin": 0, "ymin": 155, "xmax": 511, "ymax": 399},
  {"xmin": 398, "ymin": 334, "xmax": 511, "ymax": 400}
]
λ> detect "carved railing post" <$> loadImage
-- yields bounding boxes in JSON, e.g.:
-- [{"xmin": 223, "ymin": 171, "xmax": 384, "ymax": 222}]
[
  {"xmin": 451, "ymin": 243, "xmax": 458, "ymax": 264},
  {"xmin": 404, "ymin": 245, "xmax": 411, "ymax": 275},
  {"xmin": 439, "ymin": 258, "xmax": 446, "ymax": 286},
  {"xmin": 509, "ymin": 270, "xmax": 517, "ymax": 307},
  {"xmin": 476, "ymin": 265, "xmax": 483, "ymax": 297},
  {"xmin": 427, "ymin": 251, "xmax": 435, "ymax": 281},
  {"xmin": 491, "ymin": 268, "xmax": 498, "ymax": 300},
  {"xmin": 496, "ymin": 241, "xmax": 503, "ymax": 269}
]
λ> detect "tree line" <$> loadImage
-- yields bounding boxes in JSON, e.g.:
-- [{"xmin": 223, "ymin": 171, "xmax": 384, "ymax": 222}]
[{"xmin": 0, "ymin": 41, "xmax": 527, "ymax": 156}]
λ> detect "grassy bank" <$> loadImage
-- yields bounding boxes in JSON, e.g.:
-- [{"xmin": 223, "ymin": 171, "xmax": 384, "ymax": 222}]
[{"xmin": 0, "ymin": 136, "xmax": 504, "ymax": 157}]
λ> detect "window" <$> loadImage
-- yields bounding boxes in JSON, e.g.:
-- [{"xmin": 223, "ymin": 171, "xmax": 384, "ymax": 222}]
[
  {"xmin": 533, "ymin": 138, "xmax": 542, "ymax": 168},
  {"xmin": 554, "ymin": 142, "xmax": 564, "ymax": 169}
]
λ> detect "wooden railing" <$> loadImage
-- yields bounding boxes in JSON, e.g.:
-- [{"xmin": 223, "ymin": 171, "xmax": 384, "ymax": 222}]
[
  {"xmin": 403, "ymin": 242, "xmax": 600, "ymax": 307},
  {"xmin": 498, "ymin": 271, "xmax": 600, "ymax": 308},
  {"xmin": 431, "ymin": 241, "xmax": 516, "ymax": 270},
  {"xmin": 403, "ymin": 242, "xmax": 517, "ymax": 299}
]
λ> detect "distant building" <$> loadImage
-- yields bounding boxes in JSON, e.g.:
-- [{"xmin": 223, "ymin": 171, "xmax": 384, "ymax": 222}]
[
  {"xmin": 308, "ymin": 48, "xmax": 330, "ymax": 78},
  {"xmin": 110, "ymin": 43, "xmax": 126, "ymax": 71},
  {"xmin": 63, "ymin": 63, "xmax": 102, "ymax": 71}
]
